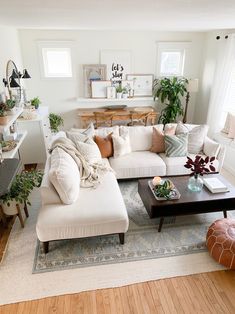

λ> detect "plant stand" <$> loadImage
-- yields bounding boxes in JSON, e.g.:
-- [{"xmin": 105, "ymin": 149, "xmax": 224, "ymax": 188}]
[{"xmin": 16, "ymin": 202, "xmax": 28, "ymax": 228}]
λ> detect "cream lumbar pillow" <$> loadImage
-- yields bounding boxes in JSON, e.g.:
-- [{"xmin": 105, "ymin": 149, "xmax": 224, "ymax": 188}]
[
  {"xmin": 112, "ymin": 129, "xmax": 131, "ymax": 158},
  {"xmin": 49, "ymin": 147, "xmax": 80, "ymax": 205},
  {"xmin": 75, "ymin": 138, "xmax": 102, "ymax": 163}
]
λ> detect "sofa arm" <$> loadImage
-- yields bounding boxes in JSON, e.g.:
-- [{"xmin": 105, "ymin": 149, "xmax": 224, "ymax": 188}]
[{"xmin": 216, "ymin": 144, "xmax": 226, "ymax": 172}]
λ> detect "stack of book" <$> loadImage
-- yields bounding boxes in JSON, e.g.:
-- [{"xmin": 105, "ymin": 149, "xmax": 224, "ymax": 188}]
[{"xmin": 203, "ymin": 177, "xmax": 229, "ymax": 193}]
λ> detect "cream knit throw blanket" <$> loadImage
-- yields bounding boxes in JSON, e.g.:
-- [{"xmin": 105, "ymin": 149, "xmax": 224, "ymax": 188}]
[{"xmin": 50, "ymin": 137, "xmax": 112, "ymax": 188}]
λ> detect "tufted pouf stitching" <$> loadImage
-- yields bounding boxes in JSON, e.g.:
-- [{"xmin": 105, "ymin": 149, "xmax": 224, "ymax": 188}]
[{"xmin": 206, "ymin": 218, "xmax": 235, "ymax": 269}]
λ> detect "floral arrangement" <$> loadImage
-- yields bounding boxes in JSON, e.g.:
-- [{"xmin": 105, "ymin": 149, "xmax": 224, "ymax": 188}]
[
  {"xmin": 184, "ymin": 155, "xmax": 216, "ymax": 178},
  {"xmin": 152, "ymin": 176, "xmax": 175, "ymax": 200}
]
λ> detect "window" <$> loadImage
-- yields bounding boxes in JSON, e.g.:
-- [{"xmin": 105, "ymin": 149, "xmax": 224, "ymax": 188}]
[
  {"xmin": 42, "ymin": 48, "xmax": 72, "ymax": 78},
  {"xmin": 156, "ymin": 42, "xmax": 190, "ymax": 77}
]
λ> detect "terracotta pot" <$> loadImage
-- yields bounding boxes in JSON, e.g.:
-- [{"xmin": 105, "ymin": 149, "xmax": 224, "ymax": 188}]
[{"xmin": 0, "ymin": 116, "xmax": 8, "ymax": 125}]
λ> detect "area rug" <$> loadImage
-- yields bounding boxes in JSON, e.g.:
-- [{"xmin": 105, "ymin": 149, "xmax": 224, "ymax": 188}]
[
  {"xmin": 33, "ymin": 180, "xmax": 216, "ymax": 273},
  {"xmin": 0, "ymin": 180, "xmax": 227, "ymax": 305}
]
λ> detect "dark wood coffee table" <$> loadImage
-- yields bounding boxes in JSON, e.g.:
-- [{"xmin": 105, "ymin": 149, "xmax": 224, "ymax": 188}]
[{"xmin": 138, "ymin": 174, "xmax": 235, "ymax": 232}]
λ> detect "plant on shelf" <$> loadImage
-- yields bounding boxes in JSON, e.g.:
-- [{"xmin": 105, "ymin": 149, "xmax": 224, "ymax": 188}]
[
  {"xmin": 115, "ymin": 85, "xmax": 123, "ymax": 93},
  {"xmin": 184, "ymin": 155, "xmax": 216, "ymax": 192},
  {"xmin": 30, "ymin": 97, "xmax": 41, "ymax": 109},
  {"xmin": 153, "ymin": 76, "xmax": 188, "ymax": 124},
  {"xmin": 152, "ymin": 176, "xmax": 175, "ymax": 200},
  {"xmin": 49, "ymin": 113, "xmax": 64, "ymax": 133},
  {"xmin": 5, "ymin": 99, "xmax": 16, "ymax": 110},
  {"xmin": 0, "ymin": 170, "xmax": 43, "ymax": 207},
  {"xmin": 0, "ymin": 102, "xmax": 8, "ymax": 125}
]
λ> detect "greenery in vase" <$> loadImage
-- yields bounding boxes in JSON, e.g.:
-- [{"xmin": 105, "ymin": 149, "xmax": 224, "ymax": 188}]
[
  {"xmin": 49, "ymin": 113, "xmax": 64, "ymax": 133},
  {"xmin": 30, "ymin": 97, "xmax": 41, "ymax": 109},
  {"xmin": 116, "ymin": 85, "xmax": 123, "ymax": 93},
  {"xmin": 153, "ymin": 76, "xmax": 188, "ymax": 124},
  {"xmin": 184, "ymin": 155, "xmax": 216, "ymax": 178},
  {"xmin": 0, "ymin": 170, "xmax": 43, "ymax": 206}
]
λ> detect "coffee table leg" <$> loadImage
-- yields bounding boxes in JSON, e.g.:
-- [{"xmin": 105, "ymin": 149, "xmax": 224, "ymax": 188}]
[
  {"xmin": 158, "ymin": 217, "xmax": 164, "ymax": 232},
  {"xmin": 223, "ymin": 210, "xmax": 227, "ymax": 218}
]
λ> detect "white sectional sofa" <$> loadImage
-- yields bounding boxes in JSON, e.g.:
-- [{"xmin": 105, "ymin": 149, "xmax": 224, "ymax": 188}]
[{"xmin": 36, "ymin": 123, "xmax": 225, "ymax": 253}]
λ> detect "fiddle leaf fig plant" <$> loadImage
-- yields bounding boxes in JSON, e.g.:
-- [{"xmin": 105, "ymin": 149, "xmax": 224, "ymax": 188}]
[
  {"xmin": 153, "ymin": 76, "xmax": 188, "ymax": 124},
  {"xmin": 49, "ymin": 113, "xmax": 64, "ymax": 133}
]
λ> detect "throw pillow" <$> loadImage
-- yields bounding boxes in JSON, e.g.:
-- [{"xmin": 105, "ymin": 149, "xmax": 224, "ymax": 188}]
[
  {"xmin": 165, "ymin": 134, "xmax": 188, "ymax": 157},
  {"xmin": 94, "ymin": 133, "xmax": 113, "ymax": 158},
  {"xmin": 49, "ymin": 147, "xmax": 80, "ymax": 204},
  {"xmin": 228, "ymin": 114, "xmax": 235, "ymax": 139},
  {"xmin": 222, "ymin": 112, "xmax": 235, "ymax": 134},
  {"xmin": 95, "ymin": 126, "xmax": 119, "ymax": 138},
  {"xmin": 150, "ymin": 126, "xmax": 176, "ymax": 153},
  {"xmin": 67, "ymin": 123, "xmax": 95, "ymax": 142},
  {"xmin": 203, "ymin": 137, "xmax": 221, "ymax": 158},
  {"xmin": 75, "ymin": 138, "xmax": 102, "ymax": 163},
  {"xmin": 112, "ymin": 129, "xmax": 131, "ymax": 158}
]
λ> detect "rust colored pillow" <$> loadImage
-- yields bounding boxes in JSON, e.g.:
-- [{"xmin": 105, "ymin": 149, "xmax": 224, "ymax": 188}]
[
  {"xmin": 150, "ymin": 126, "xmax": 176, "ymax": 153},
  {"xmin": 94, "ymin": 133, "xmax": 113, "ymax": 158}
]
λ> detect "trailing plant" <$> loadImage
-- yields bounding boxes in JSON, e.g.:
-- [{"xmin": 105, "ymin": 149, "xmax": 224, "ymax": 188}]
[
  {"xmin": 153, "ymin": 76, "xmax": 188, "ymax": 124},
  {"xmin": 49, "ymin": 113, "xmax": 64, "ymax": 133},
  {"xmin": 30, "ymin": 97, "xmax": 41, "ymax": 109},
  {"xmin": 0, "ymin": 170, "xmax": 43, "ymax": 206},
  {"xmin": 5, "ymin": 99, "xmax": 16, "ymax": 110},
  {"xmin": 0, "ymin": 103, "xmax": 7, "ymax": 117},
  {"xmin": 184, "ymin": 155, "xmax": 216, "ymax": 178}
]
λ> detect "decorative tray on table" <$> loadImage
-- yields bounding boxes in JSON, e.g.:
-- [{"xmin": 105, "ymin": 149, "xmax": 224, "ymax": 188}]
[
  {"xmin": 148, "ymin": 180, "xmax": 181, "ymax": 201},
  {"xmin": 105, "ymin": 105, "xmax": 127, "ymax": 110}
]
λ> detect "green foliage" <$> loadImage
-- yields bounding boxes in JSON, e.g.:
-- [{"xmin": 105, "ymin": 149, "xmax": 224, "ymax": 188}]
[
  {"xmin": 49, "ymin": 113, "xmax": 64, "ymax": 133},
  {"xmin": 116, "ymin": 85, "xmax": 123, "ymax": 93},
  {"xmin": 0, "ymin": 170, "xmax": 43, "ymax": 206},
  {"xmin": 153, "ymin": 180, "xmax": 173, "ymax": 200},
  {"xmin": 0, "ymin": 103, "xmax": 7, "ymax": 117},
  {"xmin": 30, "ymin": 97, "xmax": 41, "ymax": 109},
  {"xmin": 5, "ymin": 99, "xmax": 16, "ymax": 110},
  {"xmin": 153, "ymin": 77, "xmax": 188, "ymax": 124}
]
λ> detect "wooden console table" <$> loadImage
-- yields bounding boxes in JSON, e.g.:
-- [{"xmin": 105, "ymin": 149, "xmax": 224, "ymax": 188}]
[{"xmin": 77, "ymin": 106, "xmax": 158, "ymax": 128}]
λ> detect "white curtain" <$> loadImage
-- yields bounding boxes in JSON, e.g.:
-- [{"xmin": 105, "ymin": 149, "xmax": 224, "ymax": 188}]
[{"xmin": 207, "ymin": 34, "xmax": 235, "ymax": 134}]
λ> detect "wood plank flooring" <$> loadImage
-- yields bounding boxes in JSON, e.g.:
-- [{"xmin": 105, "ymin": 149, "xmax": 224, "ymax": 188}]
[{"xmin": 0, "ymin": 270, "xmax": 235, "ymax": 313}]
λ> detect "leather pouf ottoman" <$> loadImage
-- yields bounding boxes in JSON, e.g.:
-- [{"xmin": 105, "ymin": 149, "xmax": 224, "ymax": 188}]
[{"xmin": 206, "ymin": 218, "xmax": 235, "ymax": 269}]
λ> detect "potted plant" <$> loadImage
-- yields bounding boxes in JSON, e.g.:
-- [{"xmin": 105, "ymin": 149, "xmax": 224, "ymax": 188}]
[
  {"xmin": 153, "ymin": 77, "xmax": 188, "ymax": 124},
  {"xmin": 30, "ymin": 97, "xmax": 41, "ymax": 109},
  {"xmin": 0, "ymin": 170, "xmax": 43, "ymax": 216},
  {"xmin": 116, "ymin": 85, "xmax": 123, "ymax": 99},
  {"xmin": 122, "ymin": 87, "xmax": 129, "ymax": 99},
  {"xmin": 0, "ymin": 103, "xmax": 8, "ymax": 125},
  {"xmin": 5, "ymin": 99, "xmax": 16, "ymax": 115},
  {"xmin": 49, "ymin": 113, "xmax": 64, "ymax": 133}
]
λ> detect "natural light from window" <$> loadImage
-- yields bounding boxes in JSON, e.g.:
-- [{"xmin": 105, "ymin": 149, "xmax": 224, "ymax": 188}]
[
  {"xmin": 42, "ymin": 48, "xmax": 72, "ymax": 78},
  {"xmin": 159, "ymin": 50, "xmax": 185, "ymax": 76}
]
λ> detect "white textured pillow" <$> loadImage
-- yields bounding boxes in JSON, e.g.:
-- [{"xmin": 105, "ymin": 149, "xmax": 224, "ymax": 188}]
[
  {"xmin": 203, "ymin": 137, "xmax": 221, "ymax": 158},
  {"xmin": 222, "ymin": 112, "xmax": 235, "ymax": 134},
  {"xmin": 67, "ymin": 123, "xmax": 95, "ymax": 142},
  {"xmin": 49, "ymin": 148, "xmax": 80, "ymax": 205},
  {"xmin": 120, "ymin": 125, "xmax": 164, "ymax": 152},
  {"xmin": 112, "ymin": 130, "xmax": 131, "ymax": 158},
  {"xmin": 76, "ymin": 138, "xmax": 102, "ymax": 163},
  {"xmin": 95, "ymin": 126, "xmax": 119, "ymax": 137}
]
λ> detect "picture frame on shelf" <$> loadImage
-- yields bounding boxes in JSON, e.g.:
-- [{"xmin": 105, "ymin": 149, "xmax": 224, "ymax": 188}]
[
  {"xmin": 100, "ymin": 50, "xmax": 132, "ymax": 85},
  {"xmin": 107, "ymin": 86, "xmax": 116, "ymax": 99},
  {"xmin": 91, "ymin": 80, "xmax": 111, "ymax": 98},
  {"xmin": 83, "ymin": 64, "xmax": 107, "ymax": 98},
  {"xmin": 126, "ymin": 74, "xmax": 154, "ymax": 97}
]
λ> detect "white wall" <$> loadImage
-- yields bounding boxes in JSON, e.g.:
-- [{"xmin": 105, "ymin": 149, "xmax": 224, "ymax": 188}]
[
  {"xmin": 19, "ymin": 30, "xmax": 205, "ymax": 129},
  {"xmin": 0, "ymin": 27, "xmax": 23, "ymax": 95}
]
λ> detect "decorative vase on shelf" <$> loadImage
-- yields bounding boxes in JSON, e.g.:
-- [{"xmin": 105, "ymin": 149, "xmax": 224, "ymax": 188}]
[
  {"xmin": 188, "ymin": 174, "xmax": 203, "ymax": 192},
  {"xmin": 116, "ymin": 92, "xmax": 122, "ymax": 99}
]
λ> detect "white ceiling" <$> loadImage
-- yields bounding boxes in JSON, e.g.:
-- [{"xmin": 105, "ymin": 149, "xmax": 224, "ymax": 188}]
[{"xmin": 0, "ymin": 0, "xmax": 235, "ymax": 31}]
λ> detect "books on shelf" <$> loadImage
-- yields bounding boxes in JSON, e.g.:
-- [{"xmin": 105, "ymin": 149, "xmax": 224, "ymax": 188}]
[{"xmin": 203, "ymin": 177, "xmax": 229, "ymax": 193}]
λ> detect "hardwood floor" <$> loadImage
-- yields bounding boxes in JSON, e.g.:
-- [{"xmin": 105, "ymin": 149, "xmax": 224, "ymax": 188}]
[{"xmin": 0, "ymin": 270, "xmax": 235, "ymax": 313}]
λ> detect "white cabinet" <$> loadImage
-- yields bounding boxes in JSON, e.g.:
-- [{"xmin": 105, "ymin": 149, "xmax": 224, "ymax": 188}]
[{"xmin": 16, "ymin": 106, "xmax": 51, "ymax": 165}]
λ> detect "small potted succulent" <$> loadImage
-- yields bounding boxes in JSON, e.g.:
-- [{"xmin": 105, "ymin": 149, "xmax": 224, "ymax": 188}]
[
  {"xmin": 0, "ymin": 103, "xmax": 8, "ymax": 125},
  {"xmin": 30, "ymin": 97, "xmax": 41, "ymax": 109},
  {"xmin": 5, "ymin": 99, "xmax": 16, "ymax": 115},
  {"xmin": 116, "ymin": 85, "xmax": 123, "ymax": 99},
  {"xmin": 184, "ymin": 155, "xmax": 216, "ymax": 192},
  {"xmin": 49, "ymin": 113, "xmax": 64, "ymax": 133}
]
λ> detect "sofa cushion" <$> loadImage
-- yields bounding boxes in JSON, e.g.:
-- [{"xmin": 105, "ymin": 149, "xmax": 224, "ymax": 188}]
[
  {"xmin": 112, "ymin": 129, "xmax": 131, "ymax": 158},
  {"xmin": 109, "ymin": 151, "xmax": 166, "ymax": 179},
  {"xmin": 67, "ymin": 123, "xmax": 95, "ymax": 142},
  {"xmin": 94, "ymin": 133, "xmax": 113, "ymax": 158},
  {"xmin": 120, "ymin": 125, "xmax": 164, "ymax": 152},
  {"xmin": 159, "ymin": 153, "xmax": 219, "ymax": 176},
  {"xmin": 203, "ymin": 137, "xmax": 221, "ymax": 158},
  {"xmin": 75, "ymin": 138, "xmax": 102, "ymax": 163},
  {"xmin": 165, "ymin": 134, "xmax": 188, "ymax": 157},
  {"xmin": 150, "ymin": 125, "xmax": 176, "ymax": 153},
  {"xmin": 36, "ymin": 172, "xmax": 129, "ymax": 242},
  {"xmin": 94, "ymin": 126, "xmax": 119, "ymax": 137},
  {"xmin": 49, "ymin": 147, "xmax": 80, "ymax": 205}
]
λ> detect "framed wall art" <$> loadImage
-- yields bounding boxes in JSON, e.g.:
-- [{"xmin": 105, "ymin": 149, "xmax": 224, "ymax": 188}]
[
  {"xmin": 100, "ymin": 50, "xmax": 132, "ymax": 85},
  {"xmin": 91, "ymin": 80, "xmax": 111, "ymax": 98},
  {"xmin": 126, "ymin": 74, "xmax": 154, "ymax": 97},
  {"xmin": 83, "ymin": 64, "xmax": 107, "ymax": 98}
]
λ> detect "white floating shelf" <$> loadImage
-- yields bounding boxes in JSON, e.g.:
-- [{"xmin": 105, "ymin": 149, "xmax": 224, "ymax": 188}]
[
  {"xmin": 0, "ymin": 108, "xmax": 23, "ymax": 132},
  {"xmin": 76, "ymin": 97, "xmax": 154, "ymax": 103},
  {"xmin": 3, "ymin": 131, "xmax": 27, "ymax": 159}
]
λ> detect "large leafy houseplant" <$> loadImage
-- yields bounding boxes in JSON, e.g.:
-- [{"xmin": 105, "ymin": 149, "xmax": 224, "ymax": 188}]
[
  {"xmin": 49, "ymin": 113, "xmax": 64, "ymax": 133},
  {"xmin": 153, "ymin": 77, "xmax": 188, "ymax": 124}
]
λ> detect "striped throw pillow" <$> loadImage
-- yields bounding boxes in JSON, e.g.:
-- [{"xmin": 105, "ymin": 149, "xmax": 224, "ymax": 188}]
[{"xmin": 165, "ymin": 134, "xmax": 188, "ymax": 157}]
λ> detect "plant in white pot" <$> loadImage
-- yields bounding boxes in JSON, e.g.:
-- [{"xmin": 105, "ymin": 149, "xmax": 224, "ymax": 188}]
[
  {"xmin": 49, "ymin": 113, "xmax": 64, "ymax": 133},
  {"xmin": 0, "ymin": 170, "xmax": 43, "ymax": 227},
  {"xmin": 5, "ymin": 99, "xmax": 16, "ymax": 115},
  {"xmin": 122, "ymin": 87, "xmax": 129, "ymax": 99},
  {"xmin": 0, "ymin": 103, "xmax": 8, "ymax": 125},
  {"xmin": 116, "ymin": 85, "xmax": 123, "ymax": 99}
]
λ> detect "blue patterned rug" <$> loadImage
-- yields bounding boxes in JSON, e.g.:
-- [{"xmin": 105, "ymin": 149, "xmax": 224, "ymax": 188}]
[{"xmin": 33, "ymin": 180, "xmax": 229, "ymax": 273}]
